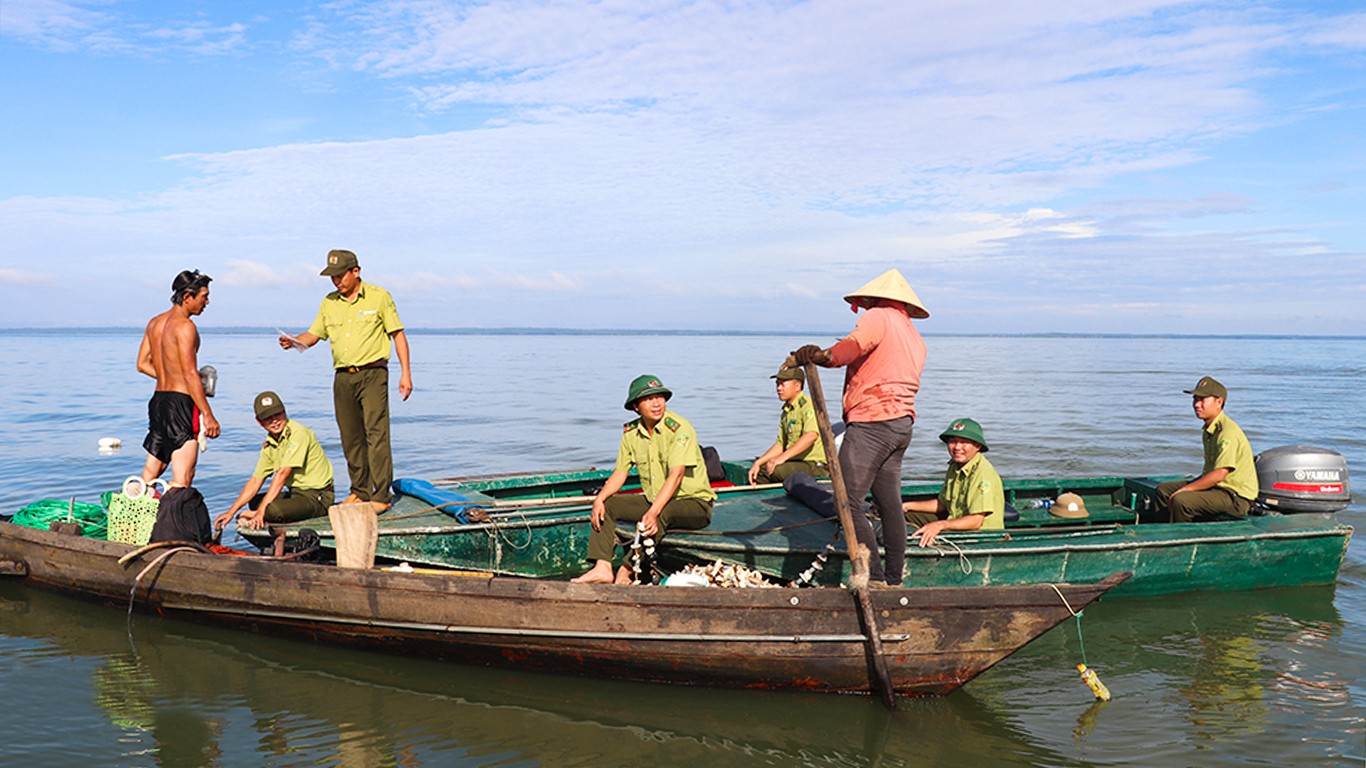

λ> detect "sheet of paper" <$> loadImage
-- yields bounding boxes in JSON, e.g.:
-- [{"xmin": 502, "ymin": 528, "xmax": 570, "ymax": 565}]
[{"xmin": 276, "ymin": 328, "xmax": 307, "ymax": 352}]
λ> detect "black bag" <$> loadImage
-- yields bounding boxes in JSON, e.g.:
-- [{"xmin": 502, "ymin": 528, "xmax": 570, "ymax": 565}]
[
  {"xmin": 700, "ymin": 446, "xmax": 726, "ymax": 483},
  {"xmin": 149, "ymin": 486, "xmax": 213, "ymax": 545}
]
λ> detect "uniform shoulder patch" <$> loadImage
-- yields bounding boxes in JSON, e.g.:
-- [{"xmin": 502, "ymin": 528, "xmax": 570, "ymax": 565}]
[
  {"xmin": 623, "ymin": 418, "xmax": 640, "ymax": 432},
  {"xmin": 663, "ymin": 417, "xmax": 680, "ymax": 432},
  {"xmin": 796, "ymin": 395, "xmax": 808, "ymax": 407}
]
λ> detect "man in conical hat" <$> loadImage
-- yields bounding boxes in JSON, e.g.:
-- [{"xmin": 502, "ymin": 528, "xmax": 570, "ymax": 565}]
[{"xmin": 786, "ymin": 268, "xmax": 929, "ymax": 586}]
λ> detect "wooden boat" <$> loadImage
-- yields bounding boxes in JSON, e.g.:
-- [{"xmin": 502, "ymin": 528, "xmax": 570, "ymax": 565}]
[
  {"xmin": 240, "ymin": 461, "xmax": 1353, "ymax": 598},
  {"xmin": 0, "ymin": 520, "xmax": 1127, "ymax": 697}
]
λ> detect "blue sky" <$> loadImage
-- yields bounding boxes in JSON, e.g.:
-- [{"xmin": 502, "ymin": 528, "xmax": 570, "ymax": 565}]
[{"xmin": 1, "ymin": 0, "xmax": 1363, "ymax": 334}]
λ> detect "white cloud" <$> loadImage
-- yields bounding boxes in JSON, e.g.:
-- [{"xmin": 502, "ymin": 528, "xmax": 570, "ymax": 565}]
[
  {"xmin": 388, "ymin": 268, "xmax": 583, "ymax": 293},
  {"xmin": 1, "ymin": 0, "xmax": 253, "ymax": 54},
  {"xmin": 0, "ymin": 0, "xmax": 110, "ymax": 49},
  {"xmin": 1, "ymin": 1, "xmax": 1363, "ymax": 333},
  {"xmin": 140, "ymin": 21, "xmax": 249, "ymax": 55},
  {"xmin": 216, "ymin": 259, "xmax": 313, "ymax": 288},
  {"xmin": 0, "ymin": 268, "xmax": 56, "ymax": 287}
]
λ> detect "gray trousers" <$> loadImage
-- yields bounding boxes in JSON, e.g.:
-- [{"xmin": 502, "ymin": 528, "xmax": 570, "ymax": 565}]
[{"xmin": 840, "ymin": 416, "xmax": 914, "ymax": 584}]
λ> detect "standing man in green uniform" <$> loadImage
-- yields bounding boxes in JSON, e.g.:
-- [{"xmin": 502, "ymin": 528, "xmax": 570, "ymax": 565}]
[
  {"xmin": 572, "ymin": 375, "xmax": 716, "ymax": 585},
  {"xmin": 213, "ymin": 391, "xmax": 336, "ymax": 532},
  {"xmin": 1156, "ymin": 376, "xmax": 1257, "ymax": 522},
  {"xmin": 748, "ymin": 366, "xmax": 829, "ymax": 484},
  {"xmin": 901, "ymin": 418, "xmax": 1005, "ymax": 548},
  {"xmin": 279, "ymin": 249, "xmax": 412, "ymax": 512}
]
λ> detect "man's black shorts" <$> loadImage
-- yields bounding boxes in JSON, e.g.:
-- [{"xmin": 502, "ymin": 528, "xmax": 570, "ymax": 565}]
[{"xmin": 143, "ymin": 391, "xmax": 199, "ymax": 463}]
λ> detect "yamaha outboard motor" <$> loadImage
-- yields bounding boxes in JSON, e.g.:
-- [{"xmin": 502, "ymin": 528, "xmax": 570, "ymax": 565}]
[{"xmin": 1255, "ymin": 445, "xmax": 1351, "ymax": 513}]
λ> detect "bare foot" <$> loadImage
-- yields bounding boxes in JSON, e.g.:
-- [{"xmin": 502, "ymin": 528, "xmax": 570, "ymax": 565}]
[
  {"xmin": 369, "ymin": 500, "xmax": 391, "ymax": 513},
  {"xmin": 613, "ymin": 565, "xmax": 635, "ymax": 585},
  {"xmin": 571, "ymin": 561, "xmax": 615, "ymax": 584},
  {"xmin": 342, "ymin": 493, "xmax": 362, "ymax": 505}
]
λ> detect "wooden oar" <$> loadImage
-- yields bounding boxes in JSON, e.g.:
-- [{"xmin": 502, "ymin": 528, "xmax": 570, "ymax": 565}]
[{"xmin": 802, "ymin": 361, "xmax": 898, "ymax": 710}]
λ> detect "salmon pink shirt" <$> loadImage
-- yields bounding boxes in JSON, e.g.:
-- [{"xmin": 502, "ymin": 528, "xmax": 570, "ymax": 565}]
[{"xmin": 827, "ymin": 305, "xmax": 927, "ymax": 423}]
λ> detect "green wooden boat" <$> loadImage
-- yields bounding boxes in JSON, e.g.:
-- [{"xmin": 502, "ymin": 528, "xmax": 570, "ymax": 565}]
[
  {"xmin": 662, "ymin": 474, "xmax": 1354, "ymax": 598},
  {"xmin": 243, "ymin": 458, "xmax": 1353, "ymax": 598}
]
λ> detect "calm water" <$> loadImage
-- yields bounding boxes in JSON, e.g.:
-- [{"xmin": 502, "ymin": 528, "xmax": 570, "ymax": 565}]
[{"xmin": 1, "ymin": 330, "xmax": 1362, "ymax": 767}]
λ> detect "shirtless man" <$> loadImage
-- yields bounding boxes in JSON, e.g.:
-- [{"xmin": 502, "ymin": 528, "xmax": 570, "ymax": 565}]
[{"xmin": 137, "ymin": 270, "xmax": 221, "ymax": 489}]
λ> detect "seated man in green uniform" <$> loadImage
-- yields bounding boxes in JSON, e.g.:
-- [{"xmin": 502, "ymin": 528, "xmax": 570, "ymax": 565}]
[
  {"xmin": 747, "ymin": 366, "xmax": 830, "ymax": 484},
  {"xmin": 213, "ymin": 391, "xmax": 336, "ymax": 533},
  {"xmin": 1156, "ymin": 376, "xmax": 1257, "ymax": 523},
  {"xmin": 572, "ymin": 375, "xmax": 716, "ymax": 585},
  {"xmin": 901, "ymin": 418, "xmax": 1004, "ymax": 548}
]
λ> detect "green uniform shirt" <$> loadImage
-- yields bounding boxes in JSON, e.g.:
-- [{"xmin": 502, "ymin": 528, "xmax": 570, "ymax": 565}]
[
  {"xmin": 938, "ymin": 452, "xmax": 1005, "ymax": 530},
  {"xmin": 307, "ymin": 283, "xmax": 404, "ymax": 369},
  {"xmin": 615, "ymin": 410, "xmax": 717, "ymax": 504},
  {"xmin": 778, "ymin": 394, "xmax": 826, "ymax": 464},
  {"xmin": 1203, "ymin": 412, "xmax": 1257, "ymax": 501},
  {"xmin": 253, "ymin": 419, "xmax": 334, "ymax": 491}
]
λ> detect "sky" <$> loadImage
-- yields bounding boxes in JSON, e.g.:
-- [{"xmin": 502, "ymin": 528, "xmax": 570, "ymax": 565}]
[{"xmin": 1, "ymin": 0, "xmax": 1364, "ymax": 334}]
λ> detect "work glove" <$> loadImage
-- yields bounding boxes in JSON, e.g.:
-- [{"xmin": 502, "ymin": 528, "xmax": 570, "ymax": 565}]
[{"xmin": 791, "ymin": 344, "xmax": 829, "ymax": 366}]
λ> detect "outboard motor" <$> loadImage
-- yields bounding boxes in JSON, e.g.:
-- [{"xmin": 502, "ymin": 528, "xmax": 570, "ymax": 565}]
[{"xmin": 1255, "ymin": 445, "xmax": 1351, "ymax": 513}]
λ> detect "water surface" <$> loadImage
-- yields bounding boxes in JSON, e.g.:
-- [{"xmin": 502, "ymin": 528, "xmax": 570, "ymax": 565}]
[{"xmin": 0, "ymin": 330, "xmax": 1361, "ymax": 766}]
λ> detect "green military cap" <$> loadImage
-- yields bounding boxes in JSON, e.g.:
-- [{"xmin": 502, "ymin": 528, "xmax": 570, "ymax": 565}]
[
  {"xmin": 253, "ymin": 391, "xmax": 286, "ymax": 421},
  {"xmin": 321, "ymin": 249, "xmax": 360, "ymax": 276},
  {"xmin": 1184, "ymin": 375, "xmax": 1228, "ymax": 401},
  {"xmin": 624, "ymin": 374, "xmax": 672, "ymax": 410},
  {"xmin": 939, "ymin": 417, "xmax": 988, "ymax": 451},
  {"xmin": 771, "ymin": 366, "xmax": 805, "ymax": 383}
]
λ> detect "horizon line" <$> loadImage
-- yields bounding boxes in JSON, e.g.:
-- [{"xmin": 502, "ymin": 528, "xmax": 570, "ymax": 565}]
[{"xmin": 4, "ymin": 326, "xmax": 1364, "ymax": 341}]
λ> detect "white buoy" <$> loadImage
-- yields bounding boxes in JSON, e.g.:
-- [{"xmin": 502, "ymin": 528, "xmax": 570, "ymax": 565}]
[{"xmin": 98, "ymin": 437, "xmax": 121, "ymax": 450}]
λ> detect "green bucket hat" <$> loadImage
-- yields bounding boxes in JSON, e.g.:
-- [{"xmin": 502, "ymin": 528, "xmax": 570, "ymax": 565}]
[
  {"xmin": 939, "ymin": 418, "xmax": 988, "ymax": 451},
  {"xmin": 624, "ymin": 374, "xmax": 673, "ymax": 410}
]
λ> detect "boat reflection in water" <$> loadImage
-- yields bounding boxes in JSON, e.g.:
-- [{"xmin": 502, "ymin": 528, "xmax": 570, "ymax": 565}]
[
  {"xmin": 3, "ymin": 580, "xmax": 1091, "ymax": 768},
  {"xmin": 3, "ymin": 578, "xmax": 1358, "ymax": 767},
  {"xmin": 965, "ymin": 583, "xmax": 1358, "ymax": 764}
]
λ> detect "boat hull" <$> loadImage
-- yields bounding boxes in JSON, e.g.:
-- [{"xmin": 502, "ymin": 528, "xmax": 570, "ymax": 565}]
[{"xmin": 0, "ymin": 521, "xmax": 1125, "ymax": 697}]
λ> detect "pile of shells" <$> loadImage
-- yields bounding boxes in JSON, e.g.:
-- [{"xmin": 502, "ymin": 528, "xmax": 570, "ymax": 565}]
[{"xmin": 676, "ymin": 560, "xmax": 779, "ymax": 588}]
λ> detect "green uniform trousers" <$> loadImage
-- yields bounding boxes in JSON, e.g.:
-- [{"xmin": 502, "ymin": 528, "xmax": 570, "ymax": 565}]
[
  {"xmin": 754, "ymin": 460, "xmax": 830, "ymax": 485},
  {"xmin": 1156, "ymin": 480, "xmax": 1250, "ymax": 523},
  {"xmin": 251, "ymin": 486, "xmax": 335, "ymax": 524},
  {"xmin": 903, "ymin": 509, "xmax": 940, "ymax": 528},
  {"xmin": 333, "ymin": 366, "xmax": 393, "ymax": 504},
  {"xmin": 587, "ymin": 494, "xmax": 712, "ymax": 564}
]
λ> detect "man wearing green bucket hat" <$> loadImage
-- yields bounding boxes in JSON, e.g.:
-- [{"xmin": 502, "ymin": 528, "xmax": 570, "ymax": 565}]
[
  {"xmin": 572, "ymin": 374, "xmax": 716, "ymax": 584},
  {"xmin": 901, "ymin": 417, "xmax": 1004, "ymax": 548}
]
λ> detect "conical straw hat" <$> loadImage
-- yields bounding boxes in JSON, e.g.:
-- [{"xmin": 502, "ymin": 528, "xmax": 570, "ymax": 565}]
[{"xmin": 843, "ymin": 269, "xmax": 930, "ymax": 319}]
